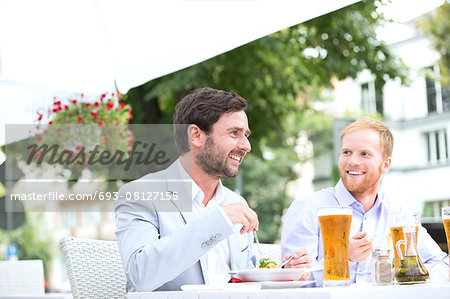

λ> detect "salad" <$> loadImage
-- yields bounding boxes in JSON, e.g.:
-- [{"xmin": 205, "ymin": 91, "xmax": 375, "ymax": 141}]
[{"xmin": 259, "ymin": 258, "xmax": 280, "ymax": 268}]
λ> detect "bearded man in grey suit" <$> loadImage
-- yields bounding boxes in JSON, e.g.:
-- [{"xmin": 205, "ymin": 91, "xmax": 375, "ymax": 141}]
[{"xmin": 115, "ymin": 87, "xmax": 311, "ymax": 292}]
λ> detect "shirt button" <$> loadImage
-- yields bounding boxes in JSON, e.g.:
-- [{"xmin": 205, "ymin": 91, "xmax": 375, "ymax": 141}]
[
  {"xmin": 201, "ymin": 242, "xmax": 208, "ymax": 249},
  {"xmin": 215, "ymin": 233, "xmax": 222, "ymax": 240},
  {"xmin": 207, "ymin": 240, "xmax": 213, "ymax": 246}
]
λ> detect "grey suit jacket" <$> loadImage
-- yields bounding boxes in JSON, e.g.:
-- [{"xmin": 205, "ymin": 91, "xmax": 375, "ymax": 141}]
[{"xmin": 115, "ymin": 160, "xmax": 256, "ymax": 292}]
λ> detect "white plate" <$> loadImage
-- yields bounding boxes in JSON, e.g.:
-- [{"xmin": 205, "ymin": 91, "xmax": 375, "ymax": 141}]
[
  {"xmin": 233, "ymin": 267, "xmax": 322, "ymax": 282},
  {"xmin": 181, "ymin": 283, "xmax": 262, "ymax": 291},
  {"xmin": 242, "ymin": 280, "xmax": 315, "ymax": 289}
]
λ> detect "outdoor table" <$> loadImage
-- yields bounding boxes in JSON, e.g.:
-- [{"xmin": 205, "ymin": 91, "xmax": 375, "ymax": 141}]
[{"xmin": 127, "ymin": 282, "xmax": 450, "ymax": 299}]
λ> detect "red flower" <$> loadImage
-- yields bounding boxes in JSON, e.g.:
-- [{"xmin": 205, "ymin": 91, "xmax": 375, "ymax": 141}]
[
  {"xmin": 128, "ymin": 139, "xmax": 133, "ymax": 147},
  {"xmin": 100, "ymin": 94, "xmax": 106, "ymax": 102},
  {"xmin": 54, "ymin": 101, "xmax": 61, "ymax": 106},
  {"xmin": 83, "ymin": 163, "xmax": 89, "ymax": 168},
  {"xmin": 77, "ymin": 115, "xmax": 83, "ymax": 122},
  {"xmin": 98, "ymin": 121, "xmax": 103, "ymax": 127},
  {"xmin": 75, "ymin": 145, "xmax": 83, "ymax": 151},
  {"xmin": 36, "ymin": 135, "xmax": 42, "ymax": 142},
  {"xmin": 90, "ymin": 112, "xmax": 98, "ymax": 119},
  {"xmin": 127, "ymin": 112, "xmax": 133, "ymax": 120},
  {"xmin": 85, "ymin": 103, "xmax": 91, "ymax": 108},
  {"xmin": 106, "ymin": 102, "xmax": 114, "ymax": 111},
  {"xmin": 48, "ymin": 121, "xmax": 53, "ymax": 125},
  {"xmin": 103, "ymin": 136, "xmax": 108, "ymax": 142},
  {"xmin": 37, "ymin": 113, "xmax": 43, "ymax": 121},
  {"xmin": 119, "ymin": 103, "xmax": 125, "ymax": 109},
  {"xmin": 115, "ymin": 122, "xmax": 119, "ymax": 125},
  {"xmin": 72, "ymin": 162, "xmax": 78, "ymax": 167},
  {"xmin": 64, "ymin": 105, "xmax": 69, "ymax": 111},
  {"xmin": 71, "ymin": 100, "xmax": 77, "ymax": 105},
  {"xmin": 94, "ymin": 102, "xmax": 99, "ymax": 107}
]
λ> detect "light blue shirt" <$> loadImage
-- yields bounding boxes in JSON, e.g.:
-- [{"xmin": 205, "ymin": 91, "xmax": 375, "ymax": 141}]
[{"xmin": 281, "ymin": 179, "xmax": 448, "ymax": 287}]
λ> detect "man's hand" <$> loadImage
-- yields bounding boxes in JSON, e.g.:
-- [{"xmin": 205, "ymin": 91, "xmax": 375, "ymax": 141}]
[
  {"xmin": 348, "ymin": 232, "xmax": 374, "ymax": 262},
  {"xmin": 283, "ymin": 248, "xmax": 312, "ymax": 280},
  {"xmin": 222, "ymin": 203, "xmax": 259, "ymax": 234}
]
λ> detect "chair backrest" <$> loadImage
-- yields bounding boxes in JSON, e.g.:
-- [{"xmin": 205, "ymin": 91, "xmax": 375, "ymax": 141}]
[
  {"xmin": 255, "ymin": 243, "xmax": 282, "ymax": 265},
  {"xmin": 60, "ymin": 236, "xmax": 126, "ymax": 299}
]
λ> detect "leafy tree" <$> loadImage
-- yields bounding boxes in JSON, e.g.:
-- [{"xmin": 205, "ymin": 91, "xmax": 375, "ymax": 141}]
[
  {"xmin": 418, "ymin": 1, "xmax": 450, "ymax": 84},
  {"xmin": 124, "ymin": 0, "xmax": 408, "ymax": 241}
]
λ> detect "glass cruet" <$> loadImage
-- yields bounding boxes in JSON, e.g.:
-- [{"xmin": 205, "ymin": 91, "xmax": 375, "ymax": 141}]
[{"xmin": 394, "ymin": 225, "xmax": 429, "ymax": 284}]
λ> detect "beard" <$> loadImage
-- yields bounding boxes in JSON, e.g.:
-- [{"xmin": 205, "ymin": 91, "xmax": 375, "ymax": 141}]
[
  {"xmin": 339, "ymin": 163, "xmax": 383, "ymax": 196},
  {"xmin": 196, "ymin": 136, "xmax": 243, "ymax": 179}
]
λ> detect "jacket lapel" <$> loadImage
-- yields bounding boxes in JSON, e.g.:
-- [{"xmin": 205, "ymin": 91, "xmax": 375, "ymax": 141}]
[
  {"xmin": 165, "ymin": 160, "xmax": 208, "ymax": 282},
  {"xmin": 165, "ymin": 161, "xmax": 194, "ymax": 224}
]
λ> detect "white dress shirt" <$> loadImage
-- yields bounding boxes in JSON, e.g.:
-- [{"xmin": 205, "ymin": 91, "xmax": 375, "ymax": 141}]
[{"xmin": 179, "ymin": 161, "xmax": 234, "ymax": 284}]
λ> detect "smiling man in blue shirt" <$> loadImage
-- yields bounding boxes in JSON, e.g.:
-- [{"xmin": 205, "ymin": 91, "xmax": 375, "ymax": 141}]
[{"xmin": 281, "ymin": 118, "xmax": 448, "ymax": 286}]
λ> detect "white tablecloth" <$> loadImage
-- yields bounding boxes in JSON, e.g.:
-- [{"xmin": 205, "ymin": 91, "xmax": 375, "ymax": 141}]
[{"xmin": 127, "ymin": 282, "xmax": 450, "ymax": 299}]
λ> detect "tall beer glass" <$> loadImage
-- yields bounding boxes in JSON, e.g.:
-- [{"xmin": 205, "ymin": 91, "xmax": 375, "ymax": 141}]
[
  {"xmin": 442, "ymin": 207, "xmax": 450, "ymax": 280},
  {"xmin": 389, "ymin": 211, "xmax": 419, "ymax": 272},
  {"xmin": 318, "ymin": 206, "xmax": 352, "ymax": 287}
]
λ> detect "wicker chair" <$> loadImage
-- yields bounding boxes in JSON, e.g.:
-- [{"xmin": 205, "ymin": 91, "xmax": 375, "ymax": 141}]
[
  {"xmin": 255, "ymin": 243, "xmax": 282, "ymax": 265},
  {"xmin": 60, "ymin": 236, "xmax": 127, "ymax": 299}
]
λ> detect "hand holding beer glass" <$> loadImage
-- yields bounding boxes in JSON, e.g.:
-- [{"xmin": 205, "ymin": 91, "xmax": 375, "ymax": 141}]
[
  {"xmin": 442, "ymin": 207, "xmax": 450, "ymax": 280},
  {"xmin": 319, "ymin": 206, "xmax": 352, "ymax": 287}
]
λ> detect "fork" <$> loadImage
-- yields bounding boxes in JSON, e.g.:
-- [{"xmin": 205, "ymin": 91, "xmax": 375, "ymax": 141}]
[{"xmin": 253, "ymin": 230, "xmax": 264, "ymax": 257}]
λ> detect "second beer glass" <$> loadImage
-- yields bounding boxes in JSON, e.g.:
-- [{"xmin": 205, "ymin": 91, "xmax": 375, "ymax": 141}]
[{"xmin": 318, "ymin": 206, "xmax": 352, "ymax": 287}]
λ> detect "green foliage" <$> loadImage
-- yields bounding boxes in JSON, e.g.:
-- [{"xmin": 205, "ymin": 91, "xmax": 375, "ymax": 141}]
[
  {"xmin": 0, "ymin": 213, "xmax": 54, "ymax": 281},
  {"xmin": 124, "ymin": 0, "xmax": 408, "ymax": 241},
  {"xmin": 240, "ymin": 147, "xmax": 298, "ymax": 243},
  {"xmin": 418, "ymin": 1, "xmax": 450, "ymax": 84}
]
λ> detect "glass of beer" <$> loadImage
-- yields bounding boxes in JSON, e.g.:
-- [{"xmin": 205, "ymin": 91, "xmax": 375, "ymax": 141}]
[
  {"xmin": 389, "ymin": 211, "xmax": 419, "ymax": 272},
  {"xmin": 442, "ymin": 207, "xmax": 450, "ymax": 280},
  {"xmin": 318, "ymin": 206, "xmax": 352, "ymax": 287}
]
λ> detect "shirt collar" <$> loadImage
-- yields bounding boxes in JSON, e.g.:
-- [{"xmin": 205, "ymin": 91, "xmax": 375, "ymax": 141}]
[
  {"xmin": 335, "ymin": 179, "xmax": 358, "ymax": 207},
  {"xmin": 335, "ymin": 179, "xmax": 386, "ymax": 211},
  {"xmin": 194, "ymin": 181, "xmax": 227, "ymax": 207},
  {"xmin": 174, "ymin": 159, "xmax": 227, "ymax": 206}
]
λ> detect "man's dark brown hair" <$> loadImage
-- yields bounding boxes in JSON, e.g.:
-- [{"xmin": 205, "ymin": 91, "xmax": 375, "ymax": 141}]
[{"xmin": 173, "ymin": 87, "xmax": 247, "ymax": 155}]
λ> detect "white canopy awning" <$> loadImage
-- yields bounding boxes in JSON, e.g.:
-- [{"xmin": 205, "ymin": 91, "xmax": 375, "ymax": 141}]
[{"xmin": 0, "ymin": 0, "xmax": 358, "ymax": 94}]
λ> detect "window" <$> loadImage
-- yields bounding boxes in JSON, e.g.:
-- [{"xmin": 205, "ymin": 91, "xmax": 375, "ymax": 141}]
[
  {"xmin": 424, "ymin": 129, "xmax": 449, "ymax": 164},
  {"xmin": 61, "ymin": 212, "xmax": 77, "ymax": 227},
  {"xmin": 361, "ymin": 81, "xmax": 383, "ymax": 115},
  {"xmin": 423, "ymin": 200, "xmax": 450, "ymax": 219},
  {"xmin": 425, "ymin": 65, "xmax": 450, "ymax": 114}
]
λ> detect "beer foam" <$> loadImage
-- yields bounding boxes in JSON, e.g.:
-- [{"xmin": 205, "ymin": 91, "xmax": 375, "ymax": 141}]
[{"xmin": 317, "ymin": 207, "xmax": 352, "ymax": 216}]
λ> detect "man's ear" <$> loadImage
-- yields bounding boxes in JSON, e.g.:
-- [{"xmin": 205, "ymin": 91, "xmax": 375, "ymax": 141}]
[
  {"xmin": 381, "ymin": 156, "xmax": 392, "ymax": 174},
  {"xmin": 187, "ymin": 124, "xmax": 205, "ymax": 149}
]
